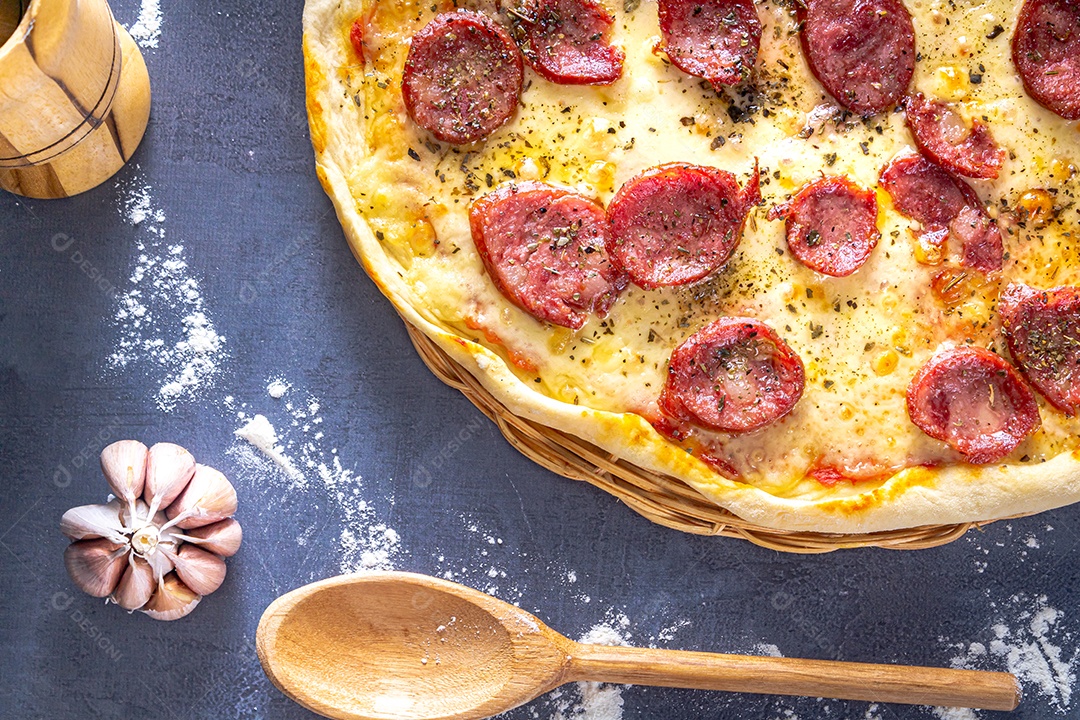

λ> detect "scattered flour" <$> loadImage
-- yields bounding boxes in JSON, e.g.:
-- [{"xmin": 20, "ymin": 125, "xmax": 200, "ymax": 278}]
[
  {"xmin": 127, "ymin": 0, "xmax": 162, "ymax": 48},
  {"xmin": 267, "ymin": 378, "xmax": 290, "ymax": 399},
  {"xmin": 753, "ymin": 642, "xmax": 783, "ymax": 658},
  {"xmin": 540, "ymin": 622, "xmax": 630, "ymax": 720},
  {"xmin": 109, "ymin": 181, "xmax": 226, "ymax": 411},
  {"xmin": 655, "ymin": 618, "xmax": 691, "ymax": 644},
  {"xmin": 436, "ymin": 515, "xmax": 522, "ymax": 600},
  {"xmin": 944, "ymin": 593, "xmax": 1076, "ymax": 716},
  {"xmin": 930, "ymin": 708, "xmax": 980, "ymax": 720},
  {"xmin": 234, "ymin": 414, "xmax": 304, "ymax": 484},
  {"xmin": 229, "ymin": 381, "xmax": 401, "ymax": 572}
]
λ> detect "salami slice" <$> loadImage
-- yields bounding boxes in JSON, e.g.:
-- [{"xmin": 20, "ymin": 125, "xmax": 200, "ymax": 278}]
[
  {"xmin": 607, "ymin": 163, "xmax": 761, "ymax": 288},
  {"xmin": 906, "ymin": 347, "xmax": 1040, "ymax": 464},
  {"xmin": 1000, "ymin": 283, "xmax": 1080, "ymax": 416},
  {"xmin": 510, "ymin": 0, "xmax": 624, "ymax": 85},
  {"xmin": 1012, "ymin": 0, "xmax": 1080, "ymax": 120},
  {"xmin": 879, "ymin": 155, "xmax": 1004, "ymax": 273},
  {"xmin": 657, "ymin": 0, "xmax": 761, "ymax": 88},
  {"xmin": 904, "ymin": 93, "xmax": 1005, "ymax": 180},
  {"xmin": 470, "ymin": 182, "xmax": 628, "ymax": 329},
  {"xmin": 798, "ymin": 0, "xmax": 916, "ymax": 114},
  {"xmin": 402, "ymin": 11, "xmax": 524, "ymax": 145},
  {"xmin": 768, "ymin": 176, "xmax": 879, "ymax": 277},
  {"xmin": 660, "ymin": 318, "xmax": 805, "ymax": 433}
]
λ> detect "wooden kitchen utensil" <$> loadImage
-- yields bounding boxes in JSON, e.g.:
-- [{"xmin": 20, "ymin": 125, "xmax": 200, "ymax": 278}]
[
  {"xmin": 257, "ymin": 572, "xmax": 1020, "ymax": 720},
  {"xmin": 0, "ymin": 0, "xmax": 150, "ymax": 199}
]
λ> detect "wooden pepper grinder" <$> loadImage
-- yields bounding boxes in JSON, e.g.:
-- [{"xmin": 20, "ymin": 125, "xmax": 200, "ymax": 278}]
[{"xmin": 0, "ymin": 0, "xmax": 151, "ymax": 199}]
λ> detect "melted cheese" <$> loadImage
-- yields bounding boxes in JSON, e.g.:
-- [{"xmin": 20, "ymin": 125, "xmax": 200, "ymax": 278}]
[{"xmin": 347, "ymin": 0, "xmax": 1080, "ymax": 501}]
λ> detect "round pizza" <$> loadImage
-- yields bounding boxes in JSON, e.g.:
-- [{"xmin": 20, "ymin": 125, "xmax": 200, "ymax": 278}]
[{"xmin": 301, "ymin": 0, "xmax": 1080, "ymax": 533}]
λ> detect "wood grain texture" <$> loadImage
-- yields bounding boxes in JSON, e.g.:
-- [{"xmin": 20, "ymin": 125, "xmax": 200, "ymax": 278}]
[
  {"xmin": 257, "ymin": 573, "xmax": 573, "ymax": 720},
  {"xmin": 567, "ymin": 643, "xmax": 1021, "ymax": 711},
  {"xmin": 0, "ymin": 0, "xmax": 149, "ymax": 198},
  {"xmin": 257, "ymin": 572, "xmax": 1020, "ymax": 720}
]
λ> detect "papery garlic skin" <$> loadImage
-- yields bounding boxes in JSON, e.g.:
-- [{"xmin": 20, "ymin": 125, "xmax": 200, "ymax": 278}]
[
  {"xmin": 60, "ymin": 500, "xmax": 127, "ymax": 544},
  {"xmin": 64, "ymin": 539, "xmax": 128, "ymax": 597},
  {"xmin": 100, "ymin": 440, "xmax": 148, "ymax": 519},
  {"xmin": 169, "ymin": 544, "xmax": 227, "ymax": 596},
  {"xmin": 114, "ymin": 556, "xmax": 155, "ymax": 610},
  {"xmin": 141, "ymin": 573, "xmax": 201, "ymax": 621},
  {"xmin": 181, "ymin": 518, "xmax": 242, "ymax": 557},
  {"xmin": 164, "ymin": 464, "xmax": 237, "ymax": 530},
  {"xmin": 143, "ymin": 443, "xmax": 196, "ymax": 518},
  {"xmin": 60, "ymin": 440, "xmax": 241, "ymax": 620}
]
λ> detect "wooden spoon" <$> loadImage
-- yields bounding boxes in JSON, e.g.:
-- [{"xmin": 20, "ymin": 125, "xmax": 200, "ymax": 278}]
[{"xmin": 257, "ymin": 572, "xmax": 1019, "ymax": 720}]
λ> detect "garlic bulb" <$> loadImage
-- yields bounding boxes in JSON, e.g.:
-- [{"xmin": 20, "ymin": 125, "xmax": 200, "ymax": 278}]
[{"xmin": 59, "ymin": 441, "xmax": 241, "ymax": 620}]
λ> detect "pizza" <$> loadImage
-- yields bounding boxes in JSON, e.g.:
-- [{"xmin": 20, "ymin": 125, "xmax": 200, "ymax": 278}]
[{"xmin": 301, "ymin": 0, "xmax": 1080, "ymax": 533}]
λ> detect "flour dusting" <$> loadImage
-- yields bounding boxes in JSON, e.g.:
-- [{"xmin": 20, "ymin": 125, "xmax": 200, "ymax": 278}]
[
  {"xmin": 127, "ymin": 0, "xmax": 162, "ymax": 48},
  {"xmin": 267, "ymin": 378, "xmax": 290, "ymax": 399},
  {"xmin": 930, "ymin": 708, "xmax": 980, "ymax": 720},
  {"xmin": 234, "ymin": 414, "xmax": 304, "ymax": 484},
  {"xmin": 230, "ymin": 382, "xmax": 401, "ymax": 571},
  {"xmin": 540, "ymin": 621, "xmax": 630, "ymax": 720},
  {"xmin": 109, "ymin": 181, "xmax": 226, "ymax": 411},
  {"xmin": 943, "ymin": 593, "xmax": 1076, "ymax": 716}
]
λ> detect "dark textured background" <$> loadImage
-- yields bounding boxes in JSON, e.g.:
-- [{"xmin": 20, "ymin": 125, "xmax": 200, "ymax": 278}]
[{"xmin": 1, "ymin": 1, "xmax": 1078, "ymax": 718}]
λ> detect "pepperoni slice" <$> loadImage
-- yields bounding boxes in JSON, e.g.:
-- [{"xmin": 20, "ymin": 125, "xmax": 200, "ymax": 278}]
[
  {"xmin": 510, "ymin": 0, "xmax": 624, "ymax": 85},
  {"xmin": 904, "ymin": 93, "xmax": 1005, "ymax": 180},
  {"xmin": 402, "ymin": 11, "xmax": 524, "ymax": 145},
  {"xmin": 470, "ymin": 182, "xmax": 628, "ymax": 329},
  {"xmin": 797, "ymin": 0, "xmax": 916, "ymax": 114},
  {"xmin": 1012, "ymin": 0, "xmax": 1080, "ymax": 120},
  {"xmin": 660, "ymin": 318, "xmax": 805, "ymax": 433},
  {"xmin": 879, "ymin": 155, "xmax": 1004, "ymax": 273},
  {"xmin": 657, "ymin": 0, "xmax": 761, "ymax": 88},
  {"xmin": 951, "ymin": 205, "xmax": 1004, "ymax": 274},
  {"xmin": 1000, "ymin": 283, "xmax": 1080, "ymax": 416},
  {"xmin": 767, "ymin": 176, "xmax": 879, "ymax": 277},
  {"xmin": 906, "ymin": 347, "xmax": 1040, "ymax": 464},
  {"xmin": 607, "ymin": 163, "xmax": 761, "ymax": 289}
]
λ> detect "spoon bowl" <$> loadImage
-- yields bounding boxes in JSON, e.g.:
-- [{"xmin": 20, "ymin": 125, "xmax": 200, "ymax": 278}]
[
  {"xmin": 258, "ymin": 572, "xmax": 1020, "ymax": 720},
  {"xmin": 257, "ymin": 572, "xmax": 570, "ymax": 720}
]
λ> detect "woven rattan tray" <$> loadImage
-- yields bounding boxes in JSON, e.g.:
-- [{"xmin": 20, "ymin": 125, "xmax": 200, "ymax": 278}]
[{"xmin": 403, "ymin": 321, "xmax": 1001, "ymax": 553}]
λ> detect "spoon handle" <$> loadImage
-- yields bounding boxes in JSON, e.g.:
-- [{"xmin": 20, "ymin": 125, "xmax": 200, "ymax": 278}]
[{"xmin": 567, "ymin": 643, "xmax": 1019, "ymax": 711}]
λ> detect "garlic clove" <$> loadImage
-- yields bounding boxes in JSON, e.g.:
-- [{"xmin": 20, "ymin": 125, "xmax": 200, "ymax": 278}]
[
  {"xmin": 181, "ymin": 518, "xmax": 243, "ymax": 557},
  {"xmin": 100, "ymin": 440, "xmax": 148, "ymax": 510},
  {"xmin": 143, "ymin": 443, "xmax": 196, "ymax": 517},
  {"xmin": 63, "ymin": 539, "xmax": 128, "ymax": 597},
  {"xmin": 165, "ymin": 464, "xmax": 237, "ymax": 530},
  {"xmin": 170, "ymin": 544, "xmax": 227, "ymax": 596},
  {"xmin": 60, "ymin": 500, "xmax": 126, "ymax": 543},
  {"xmin": 141, "ymin": 573, "xmax": 201, "ymax": 621},
  {"xmin": 113, "ymin": 556, "xmax": 155, "ymax": 611}
]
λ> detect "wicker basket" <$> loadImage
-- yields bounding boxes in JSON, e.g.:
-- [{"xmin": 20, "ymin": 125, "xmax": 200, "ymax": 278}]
[{"xmin": 403, "ymin": 322, "xmax": 996, "ymax": 553}]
